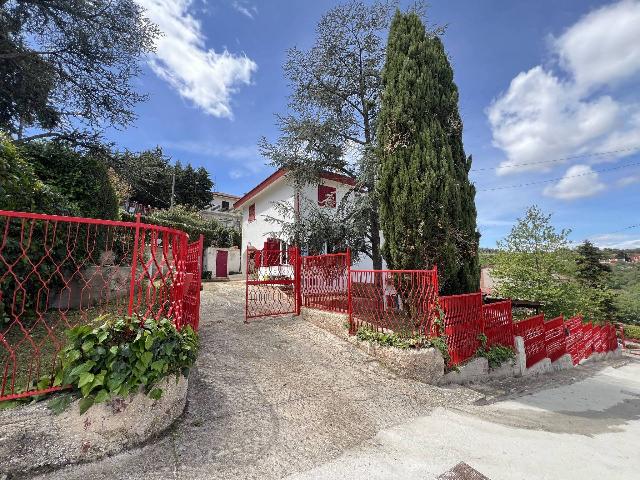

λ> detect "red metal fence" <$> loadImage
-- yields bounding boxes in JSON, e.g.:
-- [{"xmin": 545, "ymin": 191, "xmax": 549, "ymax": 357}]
[
  {"xmin": 0, "ymin": 210, "xmax": 202, "ymax": 401},
  {"xmin": 438, "ymin": 293, "xmax": 483, "ymax": 365},
  {"xmin": 514, "ymin": 314, "xmax": 547, "ymax": 368},
  {"xmin": 481, "ymin": 300, "xmax": 514, "ymax": 349},
  {"xmin": 348, "ymin": 269, "xmax": 439, "ymax": 336},
  {"xmin": 301, "ymin": 252, "xmax": 350, "ymax": 313},
  {"xmin": 245, "ymin": 247, "xmax": 299, "ymax": 320},
  {"xmin": 544, "ymin": 316, "xmax": 566, "ymax": 362}
]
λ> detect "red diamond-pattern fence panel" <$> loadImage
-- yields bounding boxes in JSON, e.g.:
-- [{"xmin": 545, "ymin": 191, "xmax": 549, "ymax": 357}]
[
  {"xmin": 301, "ymin": 253, "xmax": 349, "ymax": 313},
  {"xmin": 0, "ymin": 210, "xmax": 196, "ymax": 401},
  {"xmin": 514, "ymin": 314, "xmax": 547, "ymax": 368},
  {"xmin": 439, "ymin": 292, "xmax": 483, "ymax": 366},
  {"xmin": 349, "ymin": 269, "xmax": 438, "ymax": 336},
  {"xmin": 606, "ymin": 323, "xmax": 618, "ymax": 351},
  {"xmin": 481, "ymin": 300, "xmax": 514, "ymax": 349},
  {"xmin": 544, "ymin": 316, "xmax": 566, "ymax": 362},
  {"xmin": 245, "ymin": 247, "xmax": 297, "ymax": 320}
]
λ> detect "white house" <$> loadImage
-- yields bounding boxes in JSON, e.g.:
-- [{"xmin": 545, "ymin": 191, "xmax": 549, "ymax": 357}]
[
  {"xmin": 233, "ymin": 168, "xmax": 384, "ymax": 272},
  {"xmin": 200, "ymin": 191, "xmax": 242, "ymax": 230}
]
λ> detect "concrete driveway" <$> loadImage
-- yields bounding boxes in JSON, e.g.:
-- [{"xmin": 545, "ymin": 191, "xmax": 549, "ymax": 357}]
[{"xmin": 34, "ymin": 282, "xmax": 640, "ymax": 480}]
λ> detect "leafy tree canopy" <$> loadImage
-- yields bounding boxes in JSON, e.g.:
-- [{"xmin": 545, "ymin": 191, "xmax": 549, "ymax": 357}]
[
  {"xmin": 260, "ymin": 0, "xmax": 401, "ymax": 268},
  {"xmin": 0, "ymin": 0, "xmax": 159, "ymax": 145},
  {"xmin": 109, "ymin": 148, "xmax": 214, "ymax": 210},
  {"xmin": 20, "ymin": 140, "xmax": 119, "ymax": 219},
  {"xmin": 492, "ymin": 206, "xmax": 613, "ymax": 321}
]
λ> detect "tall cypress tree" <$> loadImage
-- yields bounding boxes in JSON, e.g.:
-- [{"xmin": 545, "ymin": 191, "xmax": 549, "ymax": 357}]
[{"xmin": 377, "ymin": 11, "xmax": 480, "ymax": 294}]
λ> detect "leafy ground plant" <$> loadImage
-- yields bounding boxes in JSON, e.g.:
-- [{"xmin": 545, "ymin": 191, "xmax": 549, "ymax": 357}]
[
  {"xmin": 52, "ymin": 315, "xmax": 198, "ymax": 414},
  {"xmin": 475, "ymin": 333, "xmax": 516, "ymax": 369}
]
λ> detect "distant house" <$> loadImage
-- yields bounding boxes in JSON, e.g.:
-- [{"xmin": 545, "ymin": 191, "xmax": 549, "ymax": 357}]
[
  {"xmin": 233, "ymin": 168, "xmax": 385, "ymax": 272},
  {"xmin": 200, "ymin": 192, "xmax": 242, "ymax": 230}
]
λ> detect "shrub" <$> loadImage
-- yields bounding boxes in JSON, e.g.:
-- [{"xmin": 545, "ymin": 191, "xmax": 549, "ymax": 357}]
[
  {"xmin": 623, "ymin": 324, "xmax": 640, "ymax": 341},
  {"xmin": 54, "ymin": 315, "xmax": 198, "ymax": 413},
  {"xmin": 20, "ymin": 141, "xmax": 119, "ymax": 220},
  {"xmin": 476, "ymin": 333, "xmax": 516, "ymax": 369}
]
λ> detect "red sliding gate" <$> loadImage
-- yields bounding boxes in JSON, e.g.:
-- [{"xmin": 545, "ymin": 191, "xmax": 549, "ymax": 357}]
[{"xmin": 245, "ymin": 246, "xmax": 301, "ymax": 320}]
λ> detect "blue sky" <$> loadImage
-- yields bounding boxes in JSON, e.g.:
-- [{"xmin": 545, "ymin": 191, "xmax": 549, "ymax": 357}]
[{"xmin": 108, "ymin": 0, "xmax": 640, "ymax": 248}]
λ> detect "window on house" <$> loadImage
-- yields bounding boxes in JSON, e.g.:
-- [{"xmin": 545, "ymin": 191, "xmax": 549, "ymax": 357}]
[
  {"xmin": 248, "ymin": 204, "xmax": 256, "ymax": 222},
  {"xmin": 318, "ymin": 185, "xmax": 336, "ymax": 208},
  {"xmin": 221, "ymin": 200, "xmax": 229, "ymax": 211}
]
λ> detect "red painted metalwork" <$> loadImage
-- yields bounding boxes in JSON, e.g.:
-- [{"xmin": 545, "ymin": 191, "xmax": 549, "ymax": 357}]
[
  {"xmin": 514, "ymin": 314, "xmax": 547, "ymax": 368},
  {"xmin": 245, "ymin": 246, "xmax": 299, "ymax": 320},
  {"xmin": 580, "ymin": 322, "xmax": 595, "ymax": 360},
  {"xmin": 300, "ymin": 252, "xmax": 350, "ymax": 313},
  {"xmin": 349, "ymin": 269, "xmax": 439, "ymax": 336},
  {"xmin": 481, "ymin": 300, "xmax": 514, "ymax": 349},
  {"xmin": 183, "ymin": 236, "xmax": 203, "ymax": 330},
  {"xmin": 565, "ymin": 316, "xmax": 584, "ymax": 364},
  {"xmin": 0, "ymin": 210, "xmax": 199, "ymax": 401},
  {"xmin": 439, "ymin": 292, "xmax": 483, "ymax": 365},
  {"xmin": 544, "ymin": 316, "xmax": 566, "ymax": 362}
]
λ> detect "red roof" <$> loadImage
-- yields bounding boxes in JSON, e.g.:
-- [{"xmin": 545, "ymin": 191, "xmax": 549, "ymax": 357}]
[{"xmin": 233, "ymin": 168, "xmax": 356, "ymax": 209}]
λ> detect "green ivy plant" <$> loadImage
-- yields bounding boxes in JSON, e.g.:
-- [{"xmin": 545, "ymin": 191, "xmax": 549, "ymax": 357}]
[
  {"xmin": 52, "ymin": 315, "xmax": 198, "ymax": 414},
  {"xmin": 475, "ymin": 333, "xmax": 515, "ymax": 370}
]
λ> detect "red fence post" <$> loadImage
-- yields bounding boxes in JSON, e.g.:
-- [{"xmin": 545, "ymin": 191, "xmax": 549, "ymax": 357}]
[
  {"xmin": 127, "ymin": 213, "xmax": 142, "ymax": 316},
  {"xmin": 347, "ymin": 248, "xmax": 354, "ymax": 334},
  {"xmin": 295, "ymin": 246, "xmax": 302, "ymax": 316}
]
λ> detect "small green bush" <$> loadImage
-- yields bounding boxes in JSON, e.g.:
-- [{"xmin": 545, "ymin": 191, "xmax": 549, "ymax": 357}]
[
  {"xmin": 476, "ymin": 334, "xmax": 516, "ymax": 369},
  {"xmin": 356, "ymin": 325, "xmax": 427, "ymax": 349},
  {"xmin": 54, "ymin": 315, "xmax": 198, "ymax": 413},
  {"xmin": 623, "ymin": 324, "xmax": 640, "ymax": 341}
]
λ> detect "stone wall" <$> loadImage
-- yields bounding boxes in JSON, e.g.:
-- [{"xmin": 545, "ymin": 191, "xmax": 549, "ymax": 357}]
[{"xmin": 0, "ymin": 375, "xmax": 188, "ymax": 478}]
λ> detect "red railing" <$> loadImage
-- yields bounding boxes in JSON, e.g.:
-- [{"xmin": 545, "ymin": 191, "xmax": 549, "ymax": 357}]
[
  {"xmin": 544, "ymin": 316, "xmax": 566, "ymax": 362},
  {"xmin": 438, "ymin": 292, "xmax": 483, "ymax": 365},
  {"xmin": 565, "ymin": 315, "xmax": 584, "ymax": 364},
  {"xmin": 514, "ymin": 314, "xmax": 547, "ymax": 368},
  {"xmin": 301, "ymin": 251, "xmax": 350, "ymax": 313},
  {"xmin": 481, "ymin": 300, "xmax": 514, "ymax": 349},
  {"xmin": 348, "ymin": 269, "xmax": 439, "ymax": 335},
  {"xmin": 0, "ymin": 210, "xmax": 201, "ymax": 401},
  {"xmin": 245, "ymin": 247, "xmax": 299, "ymax": 320}
]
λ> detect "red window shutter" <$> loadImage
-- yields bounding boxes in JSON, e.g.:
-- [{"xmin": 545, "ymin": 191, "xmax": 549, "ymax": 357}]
[
  {"xmin": 318, "ymin": 185, "xmax": 336, "ymax": 207},
  {"xmin": 248, "ymin": 204, "xmax": 256, "ymax": 222}
]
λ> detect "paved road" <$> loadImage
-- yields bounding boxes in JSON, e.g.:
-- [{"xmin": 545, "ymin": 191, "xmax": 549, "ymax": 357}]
[{"xmin": 35, "ymin": 282, "xmax": 640, "ymax": 480}]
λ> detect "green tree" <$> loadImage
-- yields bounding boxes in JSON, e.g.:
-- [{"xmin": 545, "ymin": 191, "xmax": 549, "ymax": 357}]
[
  {"xmin": 174, "ymin": 163, "xmax": 214, "ymax": 210},
  {"xmin": 1, "ymin": 0, "xmax": 159, "ymax": 144},
  {"xmin": 260, "ymin": 0, "xmax": 398, "ymax": 268},
  {"xmin": 376, "ymin": 11, "xmax": 479, "ymax": 294},
  {"xmin": 20, "ymin": 141, "xmax": 119, "ymax": 219},
  {"xmin": 575, "ymin": 240, "xmax": 616, "ymax": 321},
  {"xmin": 492, "ymin": 206, "xmax": 585, "ymax": 319},
  {"xmin": 110, "ymin": 149, "xmax": 213, "ymax": 210}
]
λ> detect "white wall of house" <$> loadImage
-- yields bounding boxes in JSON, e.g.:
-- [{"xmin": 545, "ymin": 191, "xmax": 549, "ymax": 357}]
[
  {"xmin": 240, "ymin": 180, "xmax": 295, "ymax": 272},
  {"xmin": 238, "ymin": 173, "xmax": 386, "ymax": 273}
]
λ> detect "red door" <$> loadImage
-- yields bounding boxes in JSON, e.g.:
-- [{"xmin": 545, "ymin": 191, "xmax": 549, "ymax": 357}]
[{"xmin": 216, "ymin": 250, "xmax": 228, "ymax": 278}]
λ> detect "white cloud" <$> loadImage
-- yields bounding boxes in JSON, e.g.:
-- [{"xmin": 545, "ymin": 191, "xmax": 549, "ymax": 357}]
[
  {"xmin": 553, "ymin": 0, "xmax": 640, "ymax": 91},
  {"xmin": 543, "ymin": 164, "xmax": 606, "ymax": 200},
  {"xmin": 488, "ymin": 0, "xmax": 640, "ymax": 176},
  {"xmin": 590, "ymin": 233, "xmax": 640, "ymax": 249},
  {"xmin": 137, "ymin": 0, "xmax": 257, "ymax": 118},
  {"xmin": 618, "ymin": 175, "xmax": 640, "ymax": 187},
  {"xmin": 232, "ymin": 1, "xmax": 258, "ymax": 19}
]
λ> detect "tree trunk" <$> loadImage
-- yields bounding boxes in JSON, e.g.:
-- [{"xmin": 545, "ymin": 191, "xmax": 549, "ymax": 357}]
[{"xmin": 370, "ymin": 201, "xmax": 382, "ymax": 270}]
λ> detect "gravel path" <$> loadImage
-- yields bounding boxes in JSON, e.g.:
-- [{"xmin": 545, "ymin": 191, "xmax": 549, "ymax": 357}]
[{"xmin": 35, "ymin": 281, "xmax": 481, "ymax": 480}]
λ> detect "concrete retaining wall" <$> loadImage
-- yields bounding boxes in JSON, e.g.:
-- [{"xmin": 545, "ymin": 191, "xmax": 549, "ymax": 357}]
[
  {"xmin": 0, "ymin": 375, "xmax": 188, "ymax": 478},
  {"xmin": 301, "ymin": 308, "xmax": 624, "ymax": 386}
]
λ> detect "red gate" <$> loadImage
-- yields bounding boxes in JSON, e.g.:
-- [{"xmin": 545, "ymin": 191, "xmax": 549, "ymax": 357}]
[
  {"xmin": 245, "ymin": 246, "xmax": 300, "ymax": 321},
  {"xmin": 184, "ymin": 235, "xmax": 204, "ymax": 330}
]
